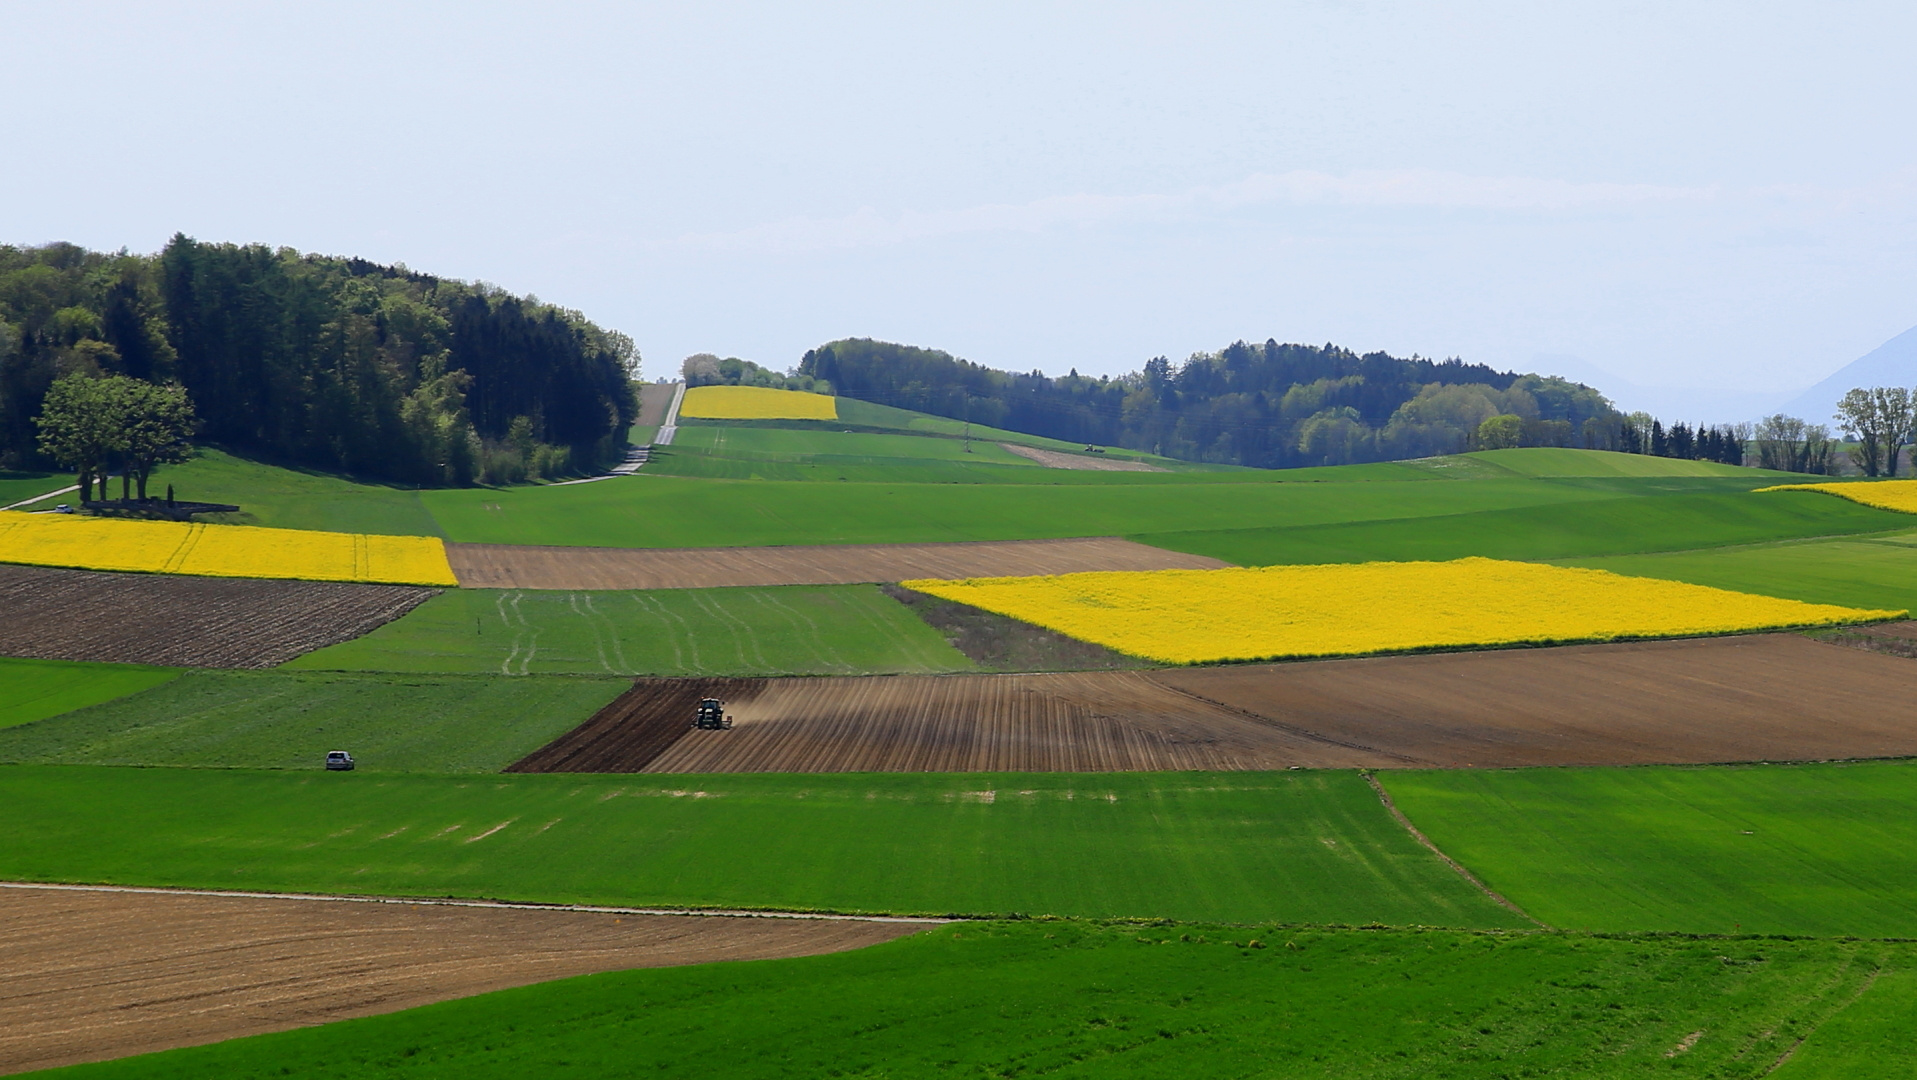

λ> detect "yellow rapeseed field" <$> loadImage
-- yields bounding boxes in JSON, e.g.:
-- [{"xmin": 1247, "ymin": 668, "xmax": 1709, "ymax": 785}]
[
  {"xmin": 903, "ymin": 557, "xmax": 1900, "ymax": 664},
  {"xmin": 0, "ymin": 512, "xmax": 458, "ymax": 586},
  {"xmin": 1756, "ymin": 480, "xmax": 1917, "ymax": 514},
  {"xmin": 679, "ymin": 385, "xmax": 838, "ymax": 420}
]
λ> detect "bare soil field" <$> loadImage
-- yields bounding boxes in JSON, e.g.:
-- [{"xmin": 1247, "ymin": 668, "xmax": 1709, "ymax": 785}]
[
  {"xmin": 514, "ymin": 635, "xmax": 1917, "ymax": 773},
  {"xmin": 0, "ymin": 883, "xmax": 922, "ymax": 1075},
  {"xmin": 507, "ymin": 677, "xmax": 762, "ymax": 772},
  {"xmin": 447, "ymin": 537, "xmax": 1229, "ymax": 591},
  {"xmin": 1155, "ymin": 633, "xmax": 1917, "ymax": 767},
  {"xmin": 522, "ymin": 672, "xmax": 1391, "ymax": 773},
  {"xmin": 997, "ymin": 443, "xmax": 1166, "ymax": 472},
  {"xmin": 0, "ymin": 564, "xmax": 435, "ymax": 669}
]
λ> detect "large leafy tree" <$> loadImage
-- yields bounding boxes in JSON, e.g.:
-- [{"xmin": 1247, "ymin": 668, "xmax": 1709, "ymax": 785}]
[
  {"xmin": 33, "ymin": 373, "xmax": 119, "ymax": 501},
  {"xmin": 118, "ymin": 379, "xmax": 198, "ymax": 500}
]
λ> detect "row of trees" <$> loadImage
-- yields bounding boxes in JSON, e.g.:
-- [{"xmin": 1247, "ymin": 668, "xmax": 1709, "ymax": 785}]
[
  {"xmin": 797, "ymin": 338, "xmax": 1618, "ymax": 468},
  {"xmin": 35, "ymin": 373, "xmax": 197, "ymax": 501},
  {"xmin": 681, "ymin": 353, "xmax": 833, "ymax": 395},
  {"xmin": 0, "ymin": 239, "xmax": 639, "ymax": 485}
]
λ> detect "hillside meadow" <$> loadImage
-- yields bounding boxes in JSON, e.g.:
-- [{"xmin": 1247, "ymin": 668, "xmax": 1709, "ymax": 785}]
[
  {"xmin": 1565, "ymin": 531, "xmax": 1917, "ymax": 613},
  {"xmin": 1384, "ymin": 760, "xmax": 1917, "ymax": 938},
  {"xmin": 40, "ymin": 921, "xmax": 1909, "ymax": 1080},
  {"xmin": 0, "ymin": 766, "xmax": 1525, "ymax": 927}
]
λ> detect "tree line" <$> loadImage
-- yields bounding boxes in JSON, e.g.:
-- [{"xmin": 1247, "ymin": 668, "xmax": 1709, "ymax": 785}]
[
  {"xmin": 0, "ymin": 238, "xmax": 639, "ymax": 485},
  {"xmin": 797, "ymin": 338, "xmax": 1619, "ymax": 469}
]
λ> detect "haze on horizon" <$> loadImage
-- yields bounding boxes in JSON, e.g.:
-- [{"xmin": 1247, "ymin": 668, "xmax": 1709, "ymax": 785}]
[{"xmin": 5, "ymin": 0, "xmax": 1914, "ymax": 422}]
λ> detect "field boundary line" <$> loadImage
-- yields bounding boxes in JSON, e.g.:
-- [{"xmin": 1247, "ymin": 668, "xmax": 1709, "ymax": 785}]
[
  {"xmin": 1361, "ymin": 773, "xmax": 1550, "ymax": 929},
  {"xmin": 0, "ymin": 881, "xmax": 949, "ymax": 924},
  {"xmin": 1146, "ymin": 678, "xmax": 1428, "ymax": 764}
]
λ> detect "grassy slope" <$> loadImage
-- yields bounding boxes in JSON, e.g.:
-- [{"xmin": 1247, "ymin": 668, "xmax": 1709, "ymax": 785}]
[
  {"xmin": 1463, "ymin": 446, "xmax": 1800, "ymax": 478},
  {"xmin": 0, "ymin": 469, "xmax": 67, "ymax": 508},
  {"xmin": 1139, "ymin": 488, "xmax": 1909, "ymax": 567},
  {"xmin": 123, "ymin": 448, "xmax": 445, "ymax": 535},
  {"xmin": 286, "ymin": 584, "xmax": 975, "ymax": 676},
  {"xmin": 421, "ymin": 473, "xmax": 1637, "ymax": 548},
  {"xmin": 47, "ymin": 923, "xmax": 1907, "ymax": 1080},
  {"xmin": 0, "ymin": 658, "xmax": 181, "ymax": 731},
  {"xmin": 0, "ymin": 767, "xmax": 1524, "ymax": 926},
  {"xmin": 1383, "ymin": 761, "xmax": 1917, "ymax": 937},
  {"xmin": 0, "ymin": 671, "xmax": 626, "ymax": 773},
  {"xmin": 1564, "ymin": 530, "xmax": 1917, "ymax": 612}
]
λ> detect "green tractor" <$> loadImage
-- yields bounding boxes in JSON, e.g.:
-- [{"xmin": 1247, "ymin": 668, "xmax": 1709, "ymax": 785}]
[{"xmin": 694, "ymin": 697, "xmax": 733, "ymax": 730}]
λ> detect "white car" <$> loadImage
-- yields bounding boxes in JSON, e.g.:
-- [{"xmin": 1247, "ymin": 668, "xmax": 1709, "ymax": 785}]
[{"xmin": 324, "ymin": 750, "xmax": 355, "ymax": 771}]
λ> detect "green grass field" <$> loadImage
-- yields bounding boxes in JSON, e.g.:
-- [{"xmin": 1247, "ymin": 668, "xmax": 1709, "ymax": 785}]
[
  {"xmin": 0, "ymin": 658, "xmax": 181, "ymax": 731},
  {"xmin": 420, "ymin": 472, "xmax": 1656, "ymax": 548},
  {"xmin": 1140, "ymin": 489, "xmax": 1910, "ymax": 567},
  {"xmin": 286, "ymin": 584, "xmax": 974, "ymax": 675},
  {"xmin": 0, "ymin": 671, "xmax": 625, "ymax": 772},
  {"xmin": 1565, "ymin": 530, "xmax": 1917, "ymax": 612},
  {"xmin": 1458, "ymin": 446, "xmax": 1798, "ymax": 478},
  {"xmin": 59, "ymin": 448, "xmax": 448, "ymax": 535},
  {"xmin": 0, "ymin": 468, "xmax": 68, "ymax": 508},
  {"xmin": 0, "ymin": 767, "xmax": 1524, "ymax": 926},
  {"xmin": 46, "ymin": 921, "xmax": 1909, "ymax": 1080},
  {"xmin": 1383, "ymin": 761, "xmax": 1917, "ymax": 938}
]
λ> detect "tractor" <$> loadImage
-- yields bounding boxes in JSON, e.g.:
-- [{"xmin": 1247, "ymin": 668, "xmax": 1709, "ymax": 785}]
[{"xmin": 694, "ymin": 698, "xmax": 733, "ymax": 730}]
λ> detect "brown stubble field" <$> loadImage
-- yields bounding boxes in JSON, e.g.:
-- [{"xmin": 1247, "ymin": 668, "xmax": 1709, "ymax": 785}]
[
  {"xmin": 445, "ymin": 537, "xmax": 1229, "ymax": 590},
  {"xmin": 512, "ymin": 634, "xmax": 1917, "ymax": 773},
  {"xmin": 0, "ymin": 564, "xmax": 435, "ymax": 668},
  {"xmin": 0, "ymin": 885, "xmax": 926, "ymax": 1076}
]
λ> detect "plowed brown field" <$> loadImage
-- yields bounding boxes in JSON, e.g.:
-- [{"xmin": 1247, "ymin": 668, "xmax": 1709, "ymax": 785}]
[
  {"xmin": 513, "ymin": 635, "xmax": 1917, "ymax": 772},
  {"xmin": 0, "ymin": 564, "xmax": 434, "ymax": 668},
  {"xmin": 0, "ymin": 884, "xmax": 924, "ymax": 1075},
  {"xmin": 446, "ymin": 537, "xmax": 1229, "ymax": 590}
]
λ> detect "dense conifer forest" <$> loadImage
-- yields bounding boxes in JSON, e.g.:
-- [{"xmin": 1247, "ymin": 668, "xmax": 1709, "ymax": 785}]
[{"xmin": 0, "ymin": 239, "xmax": 637, "ymax": 484}]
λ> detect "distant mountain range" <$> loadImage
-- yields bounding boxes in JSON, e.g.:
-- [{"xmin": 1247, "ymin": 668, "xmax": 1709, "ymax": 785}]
[
  {"xmin": 1536, "ymin": 324, "xmax": 1917, "ymax": 426},
  {"xmin": 1776, "ymin": 325, "xmax": 1917, "ymax": 427}
]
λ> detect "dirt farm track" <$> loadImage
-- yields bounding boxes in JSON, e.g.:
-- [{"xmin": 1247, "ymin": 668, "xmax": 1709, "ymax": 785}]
[
  {"xmin": 0, "ymin": 564, "xmax": 435, "ymax": 668},
  {"xmin": 446, "ymin": 536, "xmax": 1229, "ymax": 590},
  {"xmin": 514, "ymin": 633, "xmax": 1917, "ymax": 773},
  {"xmin": 0, "ymin": 885, "xmax": 924, "ymax": 1075}
]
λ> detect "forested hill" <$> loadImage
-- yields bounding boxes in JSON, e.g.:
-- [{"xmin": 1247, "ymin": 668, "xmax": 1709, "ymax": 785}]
[
  {"xmin": 0, "ymin": 239, "xmax": 637, "ymax": 484},
  {"xmin": 799, "ymin": 338, "xmax": 1619, "ymax": 469}
]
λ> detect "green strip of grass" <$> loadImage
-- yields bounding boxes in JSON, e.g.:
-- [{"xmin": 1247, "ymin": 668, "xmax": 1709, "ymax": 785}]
[
  {"xmin": 0, "ymin": 767, "xmax": 1526, "ymax": 926},
  {"xmin": 0, "ymin": 657, "xmax": 181, "ymax": 731},
  {"xmin": 1137, "ymin": 490, "xmax": 1910, "ymax": 567},
  {"xmin": 46, "ymin": 921, "xmax": 1910, "ymax": 1079},
  {"xmin": 1383, "ymin": 761, "xmax": 1917, "ymax": 938},
  {"xmin": 1563, "ymin": 529, "xmax": 1917, "ymax": 612},
  {"xmin": 1463, "ymin": 446, "xmax": 1801, "ymax": 478},
  {"xmin": 284, "ymin": 584, "xmax": 976, "ymax": 676},
  {"xmin": 0, "ymin": 671, "xmax": 625, "ymax": 772},
  {"xmin": 420, "ymin": 473, "xmax": 1646, "ymax": 548}
]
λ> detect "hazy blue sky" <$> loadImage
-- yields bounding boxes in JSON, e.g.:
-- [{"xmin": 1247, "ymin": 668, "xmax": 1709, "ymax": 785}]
[{"xmin": 6, "ymin": 1, "xmax": 1914, "ymax": 419}]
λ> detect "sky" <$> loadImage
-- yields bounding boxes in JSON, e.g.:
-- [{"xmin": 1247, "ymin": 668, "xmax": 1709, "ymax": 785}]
[{"xmin": 5, "ymin": 0, "xmax": 1915, "ymax": 421}]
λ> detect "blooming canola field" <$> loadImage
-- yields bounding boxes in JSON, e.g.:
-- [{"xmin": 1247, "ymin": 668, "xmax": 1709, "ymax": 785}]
[
  {"xmin": 905, "ymin": 557, "xmax": 1901, "ymax": 664},
  {"xmin": 0, "ymin": 513, "xmax": 457, "ymax": 587},
  {"xmin": 679, "ymin": 385, "xmax": 838, "ymax": 420},
  {"xmin": 1757, "ymin": 479, "xmax": 1917, "ymax": 514}
]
